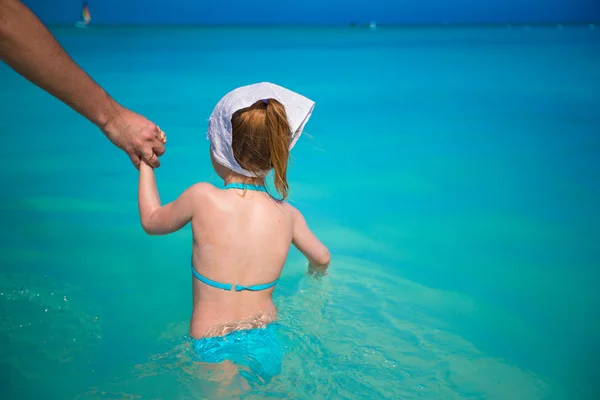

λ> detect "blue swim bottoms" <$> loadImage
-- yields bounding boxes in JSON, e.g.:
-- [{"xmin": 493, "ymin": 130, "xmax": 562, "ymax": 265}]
[{"xmin": 192, "ymin": 324, "xmax": 282, "ymax": 384}]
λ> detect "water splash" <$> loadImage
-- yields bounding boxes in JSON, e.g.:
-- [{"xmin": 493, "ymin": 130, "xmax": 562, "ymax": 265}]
[{"xmin": 0, "ymin": 271, "xmax": 103, "ymax": 397}]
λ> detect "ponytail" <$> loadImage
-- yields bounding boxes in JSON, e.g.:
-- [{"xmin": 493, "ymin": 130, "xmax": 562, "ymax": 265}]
[
  {"xmin": 264, "ymin": 99, "xmax": 291, "ymax": 200},
  {"xmin": 230, "ymin": 99, "xmax": 292, "ymax": 200}
]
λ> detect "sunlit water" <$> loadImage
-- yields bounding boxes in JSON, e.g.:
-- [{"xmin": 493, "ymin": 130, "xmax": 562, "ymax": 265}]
[{"xmin": 1, "ymin": 25, "xmax": 599, "ymax": 399}]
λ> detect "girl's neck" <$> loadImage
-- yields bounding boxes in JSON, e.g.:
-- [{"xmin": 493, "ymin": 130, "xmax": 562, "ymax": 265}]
[{"xmin": 223, "ymin": 176, "xmax": 265, "ymax": 187}]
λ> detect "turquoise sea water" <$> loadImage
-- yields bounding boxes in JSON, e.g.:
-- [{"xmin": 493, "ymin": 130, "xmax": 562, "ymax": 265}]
[{"xmin": 1, "ymin": 25, "xmax": 599, "ymax": 399}]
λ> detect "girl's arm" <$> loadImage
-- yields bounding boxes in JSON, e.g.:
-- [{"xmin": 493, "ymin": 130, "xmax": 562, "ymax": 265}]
[
  {"xmin": 290, "ymin": 206, "xmax": 330, "ymax": 273},
  {"xmin": 138, "ymin": 162, "xmax": 199, "ymax": 235}
]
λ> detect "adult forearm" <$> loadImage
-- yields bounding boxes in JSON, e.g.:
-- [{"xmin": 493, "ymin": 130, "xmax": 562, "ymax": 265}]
[{"xmin": 0, "ymin": 0, "xmax": 119, "ymax": 128}]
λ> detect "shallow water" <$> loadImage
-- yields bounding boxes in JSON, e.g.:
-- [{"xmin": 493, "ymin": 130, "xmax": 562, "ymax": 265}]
[{"xmin": 1, "ymin": 25, "xmax": 599, "ymax": 399}]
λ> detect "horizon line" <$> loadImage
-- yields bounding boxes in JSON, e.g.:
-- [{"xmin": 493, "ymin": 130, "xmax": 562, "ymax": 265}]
[{"xmin": 50, "ymin": 21, "xmax": 600, "ymax": 28}]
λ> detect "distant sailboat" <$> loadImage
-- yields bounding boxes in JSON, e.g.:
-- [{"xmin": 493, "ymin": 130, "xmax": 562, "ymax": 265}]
[{"xmin": 74, "ymin": 1, "xmax": 91, "ymax": 28}]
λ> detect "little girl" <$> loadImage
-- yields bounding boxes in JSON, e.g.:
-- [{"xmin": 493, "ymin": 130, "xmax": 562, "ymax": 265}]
[{"xmin": 137, "ymin": 82, "xmax": 330, "ymax": 384}]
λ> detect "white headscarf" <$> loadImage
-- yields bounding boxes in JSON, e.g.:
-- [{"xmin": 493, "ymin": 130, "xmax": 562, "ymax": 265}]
[{"xmin": 207, "ymin": 82, "xmax": 315, "ymax": 177}]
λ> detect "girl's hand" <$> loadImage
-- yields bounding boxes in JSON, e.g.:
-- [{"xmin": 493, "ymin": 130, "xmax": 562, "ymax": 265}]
[{"xmin": 308, "ymin": 263, "xmax": 327, "ymax": 278}]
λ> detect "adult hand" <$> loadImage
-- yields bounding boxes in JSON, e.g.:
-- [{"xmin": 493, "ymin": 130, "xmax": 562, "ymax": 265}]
[{"xmin": 101, "ymin": 106, "xmax": 167, "ymax": 169}]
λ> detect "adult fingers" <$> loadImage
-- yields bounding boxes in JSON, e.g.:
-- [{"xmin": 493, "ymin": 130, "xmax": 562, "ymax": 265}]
[
  {"xmin": 143, "ymin": 150, "xmax": 160, "ymax": 168},
  {"xmin": 129, "ymin": 152, "xmax": 141, "ymax": 170},
  {"xmin": 152, "ymin": 138, "xmax": 166, "ymax": 157}
]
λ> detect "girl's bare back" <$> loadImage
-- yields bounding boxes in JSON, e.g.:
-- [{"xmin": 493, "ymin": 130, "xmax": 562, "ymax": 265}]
[{"xmin": 189, "ymin": 184, "xmax": 294, "ymax": 338}]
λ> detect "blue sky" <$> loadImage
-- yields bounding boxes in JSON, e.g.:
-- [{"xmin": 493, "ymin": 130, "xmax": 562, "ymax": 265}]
[{"xmin": 22, "ymin": 0, "xmax": 600, "ymax": 25}]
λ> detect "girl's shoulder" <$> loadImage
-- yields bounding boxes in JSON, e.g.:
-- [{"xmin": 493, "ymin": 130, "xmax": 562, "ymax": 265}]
[{"xmin": 184, "ymin": 182, "xmax": 221, "ymax": 203}]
